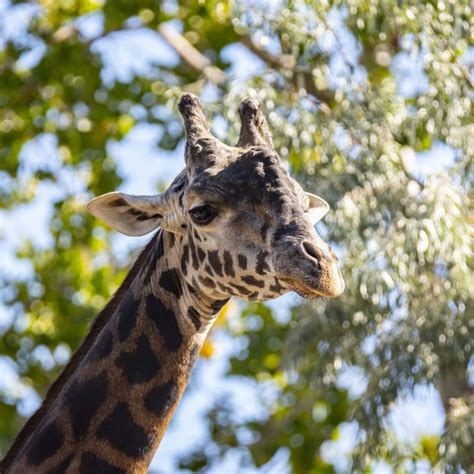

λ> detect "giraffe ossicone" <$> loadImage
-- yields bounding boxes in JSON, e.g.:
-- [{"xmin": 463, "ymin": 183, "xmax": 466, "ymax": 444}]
[{"xmin": 2, "ymin": 93, "xmax": 344, "ymax": 474}]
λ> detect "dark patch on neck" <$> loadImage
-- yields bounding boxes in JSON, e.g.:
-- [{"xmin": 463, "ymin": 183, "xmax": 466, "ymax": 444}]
[
  {"xmin": 144, "ymin": 380, "xmax": 179, "ymax": 418},
  {"xmin": 115, "ymin": 335, "xmax": 161, "ymax": 385},
  {"xmin": 25, "ymin": 422, "xmax": 64, "ymax": 466},
  {"xmin": 229, "ymin": 283, "xmax": 252, "ymax": 296},
  {"xmin": 117, "ymin": 292, "xmax": 139, "ymax": 342},
  {"xmin": 159, "ymin": 268, "xmax": 183, "ymax": 299},
  {"xmin": 241, "ymin": 275, "xmax": 265, "ymax": 288},
  {"xmin": 255, "ymin": 251, "xmax": 270, "ymax": 275},
  {"xmin": 88, "ymin": 327, "xmax": 113, "ymax": 361},
  {"xmin": 237, "ymin": 254, "xmax": 247, "ymax": 270},
  {"xmin": 269, "ymin": 280, "xmax": 284, "ymax": 293},
  {"xmin": 143, "ymin": 231, "xmax": 165, "ymax": 286},
  {"xmin": 223, "ymin": 251, "xmax": 235, "ymax": 277},
  {"xmin": 199, "ymin": 275, "xmax": 216, "ymax": 289},
  {"xmin": 79, "ymin": 452, "xmax": 125, "ymax": 474},
  {"xmin": 211, "ymin": 298, "xmax": 230, "ymax": 313},
  {"xmin": 64, "ymin": 371, "xmax": 108, "ymax": 439},
  {"xmin": 216, "ymin": 282, "xmax": 234, "ymax": 294},
  {"xmin": 97, "ymin": 402, "xmax": 151, "ymax": 459},
  {"xmin": 187, "ymin": 307, "xmax": 201, "ymax": 330},
  {"xmin": 48, "ymin": 453, "xmax": 74, "ymax": 474},
  {"xmin": 146, "ymin": 295, "xmax": 183, "ymax": 352},
  {"xmin": 208, "ymin": 250, "xmax": 223, "ymax": 277},
  {"xmin": 191, "ymin": 277, "xmax": 201, "ymax": 292},
  {"xmin": 0, "ymin": 234, "xmax": 159, "ymax": 472}
]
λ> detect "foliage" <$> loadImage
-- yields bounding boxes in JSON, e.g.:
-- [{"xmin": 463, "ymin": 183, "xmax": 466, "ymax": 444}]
[{"xmin": 0, "ymin": 0, "xmax": 472, "ymax": 471}]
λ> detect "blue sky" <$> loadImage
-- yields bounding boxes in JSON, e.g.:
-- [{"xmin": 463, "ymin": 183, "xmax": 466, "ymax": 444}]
[{"xmin": 0, "ymin": 2, "xmax": 460, "ymax": 472}]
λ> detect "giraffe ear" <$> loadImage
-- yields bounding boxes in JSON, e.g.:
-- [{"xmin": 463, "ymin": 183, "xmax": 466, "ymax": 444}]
[
  {"xmin": 87, "ymin": 192, "xmax": 167, "ymax": 236},
  {"xmin": 306, "ymin": 192, "xmax": 330, "ymax": 225}
]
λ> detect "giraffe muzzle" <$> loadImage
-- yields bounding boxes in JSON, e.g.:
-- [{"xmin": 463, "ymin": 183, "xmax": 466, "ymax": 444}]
[{"xmin": 277, "ymin": 240, "xmax": 345, "ymax": 299}]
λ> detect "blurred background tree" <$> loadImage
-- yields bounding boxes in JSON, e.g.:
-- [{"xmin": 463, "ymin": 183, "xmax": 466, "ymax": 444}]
[{"xmin": 0, "ymin": 0, "xmax": 472, "ymax": 472}]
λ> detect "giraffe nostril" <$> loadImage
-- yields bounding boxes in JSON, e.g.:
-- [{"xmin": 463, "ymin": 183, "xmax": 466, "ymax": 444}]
[{"xmin": 301, "ymin": 241, "xmax": 323, "ymax": 262}]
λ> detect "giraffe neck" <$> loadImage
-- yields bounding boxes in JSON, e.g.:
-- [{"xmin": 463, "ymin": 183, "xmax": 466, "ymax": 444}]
[{"xmin": 6, "ymin": 230, "xmax": 227, "ymax": 473}]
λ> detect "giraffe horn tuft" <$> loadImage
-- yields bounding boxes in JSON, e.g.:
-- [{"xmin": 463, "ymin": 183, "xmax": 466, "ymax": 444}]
[
  {"xmin": 178, "ymin": 93, "xmax": 214, "ymax": 143},
  {"xmin": 237, "ymin": 98, "xmax": 274, "ymax": 150}
]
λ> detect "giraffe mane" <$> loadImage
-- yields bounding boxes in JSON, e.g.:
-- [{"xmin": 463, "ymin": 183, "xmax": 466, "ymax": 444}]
[{"xmin": 0, "ymin": 232, "xmax": 159, "ymax": 470}]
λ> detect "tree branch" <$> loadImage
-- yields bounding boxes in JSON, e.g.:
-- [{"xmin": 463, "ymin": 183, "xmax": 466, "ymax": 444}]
[
  {"xmin": 157, "ymin": 24, "xmax": 225, "ymax": 85},
  {"xmin": 239, "ymin": 34, "xmax": 335, "ymax": 105},
  {"xmin": 51, "ymin": 22, "xmax": 227, "ymax": 88},
  {"xmin": 160, "ymin": 25, "xmax": 336, "ymax": 105},
  {"xmin": 239, "ymin": 34, "xmax": 289, "ymax": 70},
  {"xmin": 50, "ymin": 21, "xmax": 335, "ymax": 106}
]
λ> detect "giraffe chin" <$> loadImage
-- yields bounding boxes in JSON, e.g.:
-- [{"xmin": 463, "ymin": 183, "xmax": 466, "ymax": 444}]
[
  {"xmin": 293, "ymin": 288, "xmax": 321, "ymax": 300},
  {"xmin": 280, "ymin": 278, "xmax": 342, "ymax": 300}
]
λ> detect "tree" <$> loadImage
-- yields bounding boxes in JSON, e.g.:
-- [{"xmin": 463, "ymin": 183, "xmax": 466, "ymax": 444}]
[{"xmin": 0, "ymin": 0, "xmax": 472, "ymax": 471}]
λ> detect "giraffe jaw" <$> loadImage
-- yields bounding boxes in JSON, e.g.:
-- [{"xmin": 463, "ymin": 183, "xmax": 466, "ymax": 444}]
[
  {"xmin": 280, "ymin": 274, "xmax": 344, "ymax": 300},
  {"xmin": 281, "ymin": 280, "xmax": 323, "ymax": 300}
]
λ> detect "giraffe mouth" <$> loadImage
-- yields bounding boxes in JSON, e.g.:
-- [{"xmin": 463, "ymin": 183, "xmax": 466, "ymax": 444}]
[
  {"xmin": 280, "ymin": 270, "xmax": 344, "ymax": 299},
  {"xmin": 279, "ymin": 278, "xmax": 324, "ymax": 300},
  {"xmin": 275, "ymin": 241, "xmax": 345, "ymax": 299}
]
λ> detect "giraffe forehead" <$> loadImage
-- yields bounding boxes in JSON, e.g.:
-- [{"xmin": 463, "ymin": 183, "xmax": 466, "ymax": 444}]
[{"xmin": 188, "ymin": 148, "xmax": 299, "ymax": 209}]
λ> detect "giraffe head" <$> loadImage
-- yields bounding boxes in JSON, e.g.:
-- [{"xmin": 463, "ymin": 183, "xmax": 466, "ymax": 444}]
[{"xmin": 87, "ymin": 94, "xmax": 344, "ymax": 302}]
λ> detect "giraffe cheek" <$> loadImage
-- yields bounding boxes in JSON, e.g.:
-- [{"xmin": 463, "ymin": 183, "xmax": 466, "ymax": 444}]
[{"xmin": 144, "ymin": 380, "xmax": 179, "ymax": 418}]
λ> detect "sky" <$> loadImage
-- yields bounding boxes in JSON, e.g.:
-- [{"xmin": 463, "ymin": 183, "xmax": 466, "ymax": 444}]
[{"xmin": 0, "ymin": 2, "xmax": 459, "ymax": 473}]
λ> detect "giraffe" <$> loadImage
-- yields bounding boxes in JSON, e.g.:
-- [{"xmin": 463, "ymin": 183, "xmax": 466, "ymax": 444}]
[{"xmin": 1, "ymin": 93, "xmax": 344, "ymax": 473}]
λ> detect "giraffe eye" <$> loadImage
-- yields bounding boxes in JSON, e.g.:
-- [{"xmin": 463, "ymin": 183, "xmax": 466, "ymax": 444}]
[{"xmin": 189, "ymin": 204, "xmax": 217, "ymax": 225}]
